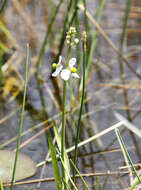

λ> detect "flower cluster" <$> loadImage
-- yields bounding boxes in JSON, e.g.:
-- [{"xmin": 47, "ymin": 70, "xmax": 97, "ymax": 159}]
[
  {"xmin": 66, "ymin": 27, "xmax": 79, "ymax": 46},
  {"xmin": 52, "ymin": 27, "xmax": 79, "ymax": 81},
  {"xmin": 52, "ymin": 56, "xmax": 79, "ymax": 81}
]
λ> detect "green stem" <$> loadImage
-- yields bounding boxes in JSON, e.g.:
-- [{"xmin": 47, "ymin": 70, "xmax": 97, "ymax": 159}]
[
  {"xmin": 10, "ymin": 44, "xmax": 29, "ymax": 190},
  {"xmin": 129, "ymin": 176, "xmax": 141, "ymax": 190},
  {"xmin": 61, "ymin": 46, "xmax": 71, "ymax": 181},
  {"xmin": 36, "ymin": 0, "xmax": 63, "ymax": 72},
  {"xmin": 61, "ymin": 80, "xmax": 67, "ymax": 165},
  {"xmin": 72, "ymin": 32, "xmax": 86, "ymax": 184},
  {"xmin": 86, "ymin": 0, "xmax": 105, "ymax": 80}
]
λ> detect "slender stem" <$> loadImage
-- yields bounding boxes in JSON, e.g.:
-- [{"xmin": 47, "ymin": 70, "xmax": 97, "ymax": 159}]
[
  {"xmin": 119, "ymin": 0, "xmax": 132, "ymax": 121},
  {"xmin": 61, "ymin": 81, "xmax": 67, "ymax": 163},
  {"xmin": 10, "ymin": 44, "xmax": 29, "ymax": 190},
  {"xmin": 61, "ymin": 46, "xmax": 71, "ymax": 181},
  {"xmin": 129, "ymin": 176, "xmax": 141, "ymax": 190},
  {"xmin": 72, "ymin": 32, "xmax": 86, "ymax": 184},
  {"xmin": 86, "ymin": 0, "xmax": 105, "ymax": 77},
  {"xmin": 36, "ymin": 0, "xmax": 63, "ymax": 72}
]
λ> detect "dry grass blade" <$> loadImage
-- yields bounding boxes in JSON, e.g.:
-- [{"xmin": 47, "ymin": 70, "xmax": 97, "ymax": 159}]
[
  {"xmin": 114, "ymin": 112, "xmax": 141, "ymax": 138},
  {"xmin": 66, "ymin": 121, "xmax": 123, "ymax": 153},
  {"xmin": 3, "ymin": 170, "xmax": 137, "ymax": 187}
]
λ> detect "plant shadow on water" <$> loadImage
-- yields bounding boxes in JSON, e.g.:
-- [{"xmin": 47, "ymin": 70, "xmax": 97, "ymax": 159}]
[{"xmin": 0, "ymin": 0, "xmax": 141, "ymax": 189}]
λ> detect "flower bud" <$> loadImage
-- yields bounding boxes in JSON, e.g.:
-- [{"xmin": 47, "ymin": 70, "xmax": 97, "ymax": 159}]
[
  {"xmin": 74, "ymin": 38, "xmax": 79, "ymax": 45},
  {"xmin": 66, "ymin": 35, "xmax": 71, "ymax": 39},
  {"xmin": 66, "ymin": 40, "xmax": 70, "ymax": 45}
]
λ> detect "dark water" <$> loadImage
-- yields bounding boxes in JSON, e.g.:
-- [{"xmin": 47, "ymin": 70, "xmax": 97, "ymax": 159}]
[{"xmin": 0, "ymin": 0, "xmax": 141, "ymax": 189}]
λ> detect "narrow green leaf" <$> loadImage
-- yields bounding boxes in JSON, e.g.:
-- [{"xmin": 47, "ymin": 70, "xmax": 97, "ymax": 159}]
[
  {"xmin": 48, "ymin": 133, "xmax": 62, "ymax": 190},
  {"xmin": 58, "ymin": 152, "xmax": 78, "ymax": 190},
  {"xmin": 53, "ymin": 122, "xmax": 70, "ymax": 183},
  {"xmin": 70, "ymin": 159, "xmax": 90, "ymax": 190}
]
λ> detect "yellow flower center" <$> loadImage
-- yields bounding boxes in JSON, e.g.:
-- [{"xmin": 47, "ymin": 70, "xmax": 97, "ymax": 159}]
[
  {"xmin": 70, "ymin": 67, "xmax": 77, "ymax": 73},
  {"xmin": 52, "ymin": 63, "xmax": 57, "ymax": 69}
]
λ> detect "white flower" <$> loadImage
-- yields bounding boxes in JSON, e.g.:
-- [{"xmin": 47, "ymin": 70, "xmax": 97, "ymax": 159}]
[
  {"xmin": 61, "ymin": 69, "xmax": 71, "ymax": 81},
  {"xmin": 60, "ymin": 58, "xmax": 79, "ymax": 81},
  {"xmin": 52, "ymin": 56, "xmax": 63, "ymax": 77}
]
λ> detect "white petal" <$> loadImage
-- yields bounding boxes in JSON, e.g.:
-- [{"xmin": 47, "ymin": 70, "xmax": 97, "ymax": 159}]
[
  {"xmin": 52, "ymin": 65, "xmax": 63, "ymax": 77},
  {"xmin": 71, "ymin": 73, "xmax": 80, "ymax": 79},
  {"xmin": 58, "ymin": 56, "xmax": 62, "ymax": 65},
  {"xmin": 61, "ymin": 69, "xmax": 71, "ymax": 81},
  {"xmin": 69, "ymin": 58, "xmax": 76, "ymax": 68}
]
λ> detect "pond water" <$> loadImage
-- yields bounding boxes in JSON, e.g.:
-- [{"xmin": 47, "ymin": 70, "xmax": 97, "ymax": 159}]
[{"xmin": 0, "ymin": 0, "xmax": 141, "ymax": 189}]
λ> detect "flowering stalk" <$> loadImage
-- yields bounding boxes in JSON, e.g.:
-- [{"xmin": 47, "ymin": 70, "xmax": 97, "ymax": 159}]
[
  {"xmin": 51, "ymin": 27, "xmax": 79, "ymax": 187},
  {"xmin": 61, "ymin": 46, "xmax": 71, "ymax": 180}
]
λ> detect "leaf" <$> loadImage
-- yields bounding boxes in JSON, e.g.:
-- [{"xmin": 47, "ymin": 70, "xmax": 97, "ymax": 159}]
[
  {"xmin": 0, "ymin": 150, "xmax": 36, "ymax": 183},
  {"xmin": 53, "ymin": 123, "xmax": 70, "ymax": 183},
  {"xmin": 48, "ymin": 133, "xmax": 62, "ymax": 190}
]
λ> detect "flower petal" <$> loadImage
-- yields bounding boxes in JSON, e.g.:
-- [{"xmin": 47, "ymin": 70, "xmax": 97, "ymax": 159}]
[
  {"xmin": 52, "ymin": 65, "xmax": 63, "ymax": 77},
  {"xmin": 71, "ymin": 73, "xmax": 80, "ymax": 79},
  {"xmin": 61, "ymin": 69, "xmax": 71, "ymax": 81},
  {"xmin": 58, "ymin": 56, "xmax": 62, "ymax": 65},
  {"xmin": 69, "ymin": 58, "xmax": 76, "ymax": 68}
]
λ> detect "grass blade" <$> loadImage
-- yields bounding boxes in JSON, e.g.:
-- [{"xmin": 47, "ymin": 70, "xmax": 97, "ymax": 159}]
[
  {"xmin": 70, "ymin": 159, "xmax": 90, "ymax": 190},
  {"xmin": 36, "ymin": 0, "xmax": 63, "ymax": 71},
  {"xmin": 10, "ymin": 44, "xmax": 29, "ymax": 190},
  {"xmin": 129, "ymin": 176, "xmax": 141, "ymax": 190},
  {"xmin": 53, "ymin": 122, "xmax": 70, "ymax": 183},
  {"xmin": 58, "ymin": 151, "xmax": 78, "ymax": 190},
  {"xmin": 48, "ymin": 133, "xmax": 62, "ymax": 190},
  {"xmin": 115, "ymin": 128, "xmax": 141, "ymax": 184}
]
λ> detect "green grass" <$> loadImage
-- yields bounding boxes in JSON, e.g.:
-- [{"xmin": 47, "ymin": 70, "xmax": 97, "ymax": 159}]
[{"xmin": 10, "ymin": 44, "xmax": 29, "ymax": 190}]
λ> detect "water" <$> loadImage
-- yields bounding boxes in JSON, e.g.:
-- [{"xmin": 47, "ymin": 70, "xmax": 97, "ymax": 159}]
[{"xmin": 0, "ymin": 0, "xmax": 141, "ymax": 189}]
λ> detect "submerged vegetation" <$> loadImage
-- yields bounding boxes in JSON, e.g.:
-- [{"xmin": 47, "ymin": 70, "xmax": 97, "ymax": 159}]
[{"xmin": 0, "ymin": 0, "xmax": 141, "ymax": 189}]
